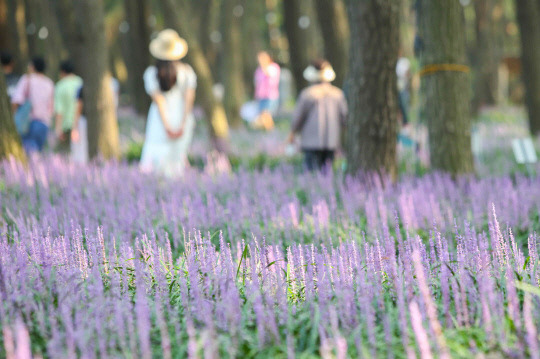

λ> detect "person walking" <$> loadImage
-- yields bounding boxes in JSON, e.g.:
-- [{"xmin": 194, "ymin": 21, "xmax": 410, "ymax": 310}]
[
  {"xmin": 11, "ymin": 57, "xmax": 54, "ymax": 153},
  {"xmin": 287, "ymin": 60, "xmax": 347, "ymax": 172},
  {"xmin": 54, "ymin": 61, "xmax": 83, "ymax": 154},
  {"xmin": 139, "ymin": 29, "xmax": 197, "ymax": 177},
  {"xmin": 253, "ymin": 51, "xmax": 280, "ymax": 131}
]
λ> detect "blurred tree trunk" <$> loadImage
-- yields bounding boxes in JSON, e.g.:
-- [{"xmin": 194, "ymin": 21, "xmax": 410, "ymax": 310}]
[
  {"xmin": 242, "ymin": 0, "xmax": 266, "ymax": 96},
  {"xmin": 159, "ymin": 0, "xmax": 229, "ymax": 150},
  {"xmin": 73, "ymin": 0, "xmax": 120, "ymax": 159},
  {"xmin": 0, "ymin": 69, "xmax": 26, "ymax": 163},
  {"xmin": 417, "ymin": 0, "xmax": 474, "ymax": 174},
  {"xmin": 303, "ymin": 0, "xmax": 323, "ymax": 61},
  {"xmin": 195, "ymin": 0, "xmax": 220, "ymax": 68},
  {"xmin": 399, "ymin": 0, "xmax": 414, "ymax": 58},
  {"xmin": 7, "ymin": 0, "xmax": 28, "ymax": 73},
  {"xmin": 473, "ymin": 0, "xmax": 503, "ymax": 108},
  {"xmin": 23, "ymin": 0, "xmax": 38, "ymax": 57},
  {"xmin": 123, "ymin": 0, "xmax": 152, "ymax": 115},
  {"xmin": 0, "ymin": 0, "xmax": 9, "ymax": 49},
  {"xmin": 221, "ymin": 0, "xmax": 245, "ymax": 127},
  {"xmin": 313, "ymin": 0, "xmax": 349, "ymax": 88},
  {"xmin": 50, "ymin": 0, "xmax": 84, "ymax": 71},
  {"xmin": 515, "ymin": 0, "xmax": 540, "ymax": 135},
  {"xmin": 265, "ymin": 0, "xmax": 283, "ymax": 54},
  {"xmin": 109, "ymin": 38, "xmax": 122, "ymax": 81},
  {"xmin": 39, "ymin": 0, "xmax": 63, "ymax": 78},
  {"xmin": 283, "ymin": 0, "xmax": 311, "ymax": 92},
  {"xmin": 345, "ymin": 0, "xmax": 399, "ymax": 179}
]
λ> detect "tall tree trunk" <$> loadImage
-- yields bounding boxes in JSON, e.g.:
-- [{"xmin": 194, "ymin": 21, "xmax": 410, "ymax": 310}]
[
  {"xmin": 0, "ymin": 69, "xmax": 26, "ymax": 163},
  {"xmin": 515, "ymin": 0, "xmax": 540, "ymax": 135},
  {"xmin": 345, "ymin": 0, "xmax": 399, "ymax": 179},
  {"xmin": 192, "ymin": 0, "xmax": 221, "ymax": 81},
  {"xmin": 283, "ymin": 0, "xmax": 311, "ymax": 92},
  {"xmin": 50, "ymin": 0, "xmax": 84, "ymax": 71},
  {"xmin": 6, "ymin": 0, "xmax": 28, "ymax": 73},
  {"xmin": 222, "ymin": 0, "xmax": 246, "ymax": 127},
  {"xmin": 313, "ymin": 0, "xmax": 349, "ymax": 88},
  {"xmin": 473, "ymin": 0, "xmax": 503, "ymax": 107},
  {"xmin": 159, "ymin": 0, "xmax": 229, "ymax": 150},
  {"xmin": 73, "ymin": 0, "xmax": 120, "ymax": 159},
  {"xmin": 303, "ymin": 0, "xmax": 323, "ymax": 61},
  {"xmin": 195, "ymin": 0, "xmax": 220, "ymax": 66},
  {"xmin": 265, "ymin": 0, "xmax": 283, "ymax": 54},
  {"xmin": 417, "ymin": 0, "xmax": 474, "ymax": 174},
  {"xmin": 23, "ymin": 0, "xmax": 38, "ymax": 57},
  {"xmin": 242, "ymin": 0, "xmax": 267, "ymax": 96},
  {"xmin": 0, "ymin": 0, "xmax": 9, "ymax": 49},
  {"xmin": 39, "ymin": 0, "xmax": 63, "ymax": 79},
  {"xmin": 123, "ymin": 0, "xmax": 152, "ymax": 115},
  {"xmin": 26, "ymin": 0, "xmax": 63, "ymax": 78}
]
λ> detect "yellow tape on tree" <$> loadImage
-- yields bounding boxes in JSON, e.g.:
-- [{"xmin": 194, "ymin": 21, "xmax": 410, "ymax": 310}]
[{"xmin": 419, "ymin": 64, "xmax": 471, "ymax": 77}]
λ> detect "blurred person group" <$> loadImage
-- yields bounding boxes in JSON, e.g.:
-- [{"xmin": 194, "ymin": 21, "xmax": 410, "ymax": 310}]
[
  {"xmin": 2, "ymin": 51, "xmax": 119, "ymax": 162},
  {"xmin": 3, "ymin": 29, "xmax": 413, "ymax": 175},
  {"xmin": 2, "ymin": 29, "xmax": 194, "ymax": 177},
  {"xmin": 9, "ymin": 56, "xmax": 55, "ymax": 154}
]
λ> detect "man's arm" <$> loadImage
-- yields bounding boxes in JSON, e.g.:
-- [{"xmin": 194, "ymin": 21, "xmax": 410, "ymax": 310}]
[{"xmin": 288, "ymin": 92, "xmax": 309, "ymax": 143}]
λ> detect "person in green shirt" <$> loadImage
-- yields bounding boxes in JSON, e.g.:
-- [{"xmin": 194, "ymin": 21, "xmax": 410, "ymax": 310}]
[{"xmin": 54, "ymin": 61, "xmax": 83, "ymax": 154}]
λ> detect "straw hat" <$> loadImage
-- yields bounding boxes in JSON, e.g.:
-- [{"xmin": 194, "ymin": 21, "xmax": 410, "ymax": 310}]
[
  {"xmin": 303, "ymin": 62, "xmax": 336, "ymax": 83},
  {"xmin": 149, "ymin": 29, "xmax": 188, "ymax": 61}
]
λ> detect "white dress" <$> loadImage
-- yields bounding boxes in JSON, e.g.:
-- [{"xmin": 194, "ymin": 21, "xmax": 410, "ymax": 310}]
[{"xmin": 140, "ymin": 63, "xmax": 197, "ymax": 176}]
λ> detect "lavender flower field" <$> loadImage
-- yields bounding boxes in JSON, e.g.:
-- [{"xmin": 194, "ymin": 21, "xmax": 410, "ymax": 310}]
[{"xmin": 1, "ymin": 158, "xmax": 540, "ymax": 358}]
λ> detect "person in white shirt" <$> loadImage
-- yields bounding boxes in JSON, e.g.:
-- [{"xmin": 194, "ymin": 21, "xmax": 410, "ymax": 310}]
[
  {"xmin": 139, "ymin": 29, "xmax": 197, "ymax": 177},
  {"xmin": 396, "ymin": 56, "xmax": 411, "ymax": 126}
]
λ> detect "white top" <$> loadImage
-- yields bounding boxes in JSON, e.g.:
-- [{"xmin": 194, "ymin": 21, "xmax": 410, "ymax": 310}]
[
  {"xmin": 140, "ymin": 63, "xmax": 197, "ymax": 176},
  {"xmin": 396, "ymin": 57, "xmax": 411, "ymax": 91}
]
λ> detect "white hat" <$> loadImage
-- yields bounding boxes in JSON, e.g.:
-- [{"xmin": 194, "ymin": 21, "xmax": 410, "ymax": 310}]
[
  {"xmin": 303, "ymin": 62, "xmax": 336, "ymax": 83},
  {"xmin": 149, "ymin": 29, "xmax": 188, "ymax": 61}
]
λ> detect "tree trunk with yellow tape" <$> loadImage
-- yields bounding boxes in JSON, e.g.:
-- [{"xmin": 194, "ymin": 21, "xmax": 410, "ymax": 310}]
[{"xmin": 417, "ymin": 0, "xmax": 474, "ymax": 175}]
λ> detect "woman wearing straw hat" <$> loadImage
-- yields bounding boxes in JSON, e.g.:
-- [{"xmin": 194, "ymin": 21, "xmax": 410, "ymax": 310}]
[
  {"xmin": 140, "ymin": 29, "xmax": 197, "ymax": 176},
  {"xmin": 287, "ymin": 60, "xmax": 348, "ymax": 172}
]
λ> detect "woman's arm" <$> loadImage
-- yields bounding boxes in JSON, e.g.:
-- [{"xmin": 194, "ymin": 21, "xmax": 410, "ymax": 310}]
[
  {"xmin": 173, "ymin": 88, "xmax": 195, "ymax": 138},
  {"xmin": 144, "ymin": 66, "xmax": 178, "ymax": 139},
  {"xmin": 184, "ymin": 88, "xmax": 196, "ymax": 119},
  {"xmin": 151, "ymin": 92, "xmax": 178, "ymax": 139}
]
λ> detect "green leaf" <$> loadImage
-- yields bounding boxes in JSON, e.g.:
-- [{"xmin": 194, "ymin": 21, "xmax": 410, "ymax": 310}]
[
  {"xmin": 236, "ymin": 244, "xmax": 249, "ymax": 279},
  {"xmin": 514, "ymin": 281, "xmax": 540, "ymax": 297}
]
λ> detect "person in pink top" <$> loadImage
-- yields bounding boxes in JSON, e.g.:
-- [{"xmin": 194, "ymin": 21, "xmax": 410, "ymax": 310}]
[
  {"xmin": 253, "ymin": 51, "xmax": 280, "ymax": 130},
  {"xmin": 11, "ymin": 57, "xmax": 55, "ymax": 153}
]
